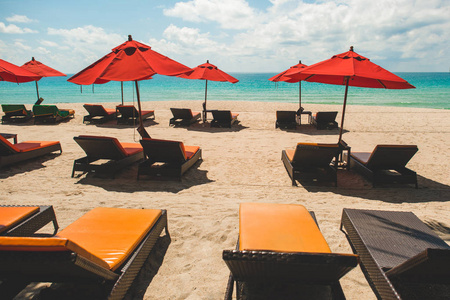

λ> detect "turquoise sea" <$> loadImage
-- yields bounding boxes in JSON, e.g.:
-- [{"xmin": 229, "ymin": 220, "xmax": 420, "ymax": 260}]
[{"xmin": 0, "ymin": 72, "xmax": 449, "ymax": 109}]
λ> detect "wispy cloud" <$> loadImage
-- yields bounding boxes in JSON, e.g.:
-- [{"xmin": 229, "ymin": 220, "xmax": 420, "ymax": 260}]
[
  {"xmin": 6, "ymin": 14, "xmax": 35, "ymax": 23},
  {"xmin": 0, "ymin": 22, "xmax": 38, "ymax": 34}
]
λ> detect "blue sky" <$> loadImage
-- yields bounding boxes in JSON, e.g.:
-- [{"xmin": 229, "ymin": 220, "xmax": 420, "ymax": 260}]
[{"xmin": 1, "ymin": 0, "xmax": 449, "ymax": 74}]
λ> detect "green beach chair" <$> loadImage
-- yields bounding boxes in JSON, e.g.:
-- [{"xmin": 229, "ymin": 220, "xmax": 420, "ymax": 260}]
[
  {"xmin": 33, "ymin": 105, "xmax": 75, "ymax": 124},
  {"xmin": 1, "ymin": 104, "xmax": 33, "ymax": 123}
]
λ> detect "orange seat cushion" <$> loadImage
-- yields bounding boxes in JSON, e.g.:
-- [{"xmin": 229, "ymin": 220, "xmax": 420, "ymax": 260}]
[
  {"xmin": 58, "ymin": 207, "xmax": 162, "ymax": 271},
  {"xmin": 0, "ymin": 206, "xmax": 39, "ymax": 234},
  {"xmin": 239, "ymin": 203, "xmax": 331, "ymax": 253},
  {"xmin": 104, "ymin": 108, "xmax": 116, "ymax": 114},
  {"xmin": 141, "ymin": 110, "xmax": 154, "ymax": 115},
  {"xmin": 120, "ymin": 142, "xmax": 143, "ymax": 156},
  {"xmin": 14, "ymin": 141, "xmax": 60, "ymax": 152},
  {"xmin": 184, "ymin": 145, "xmax": 200, "ymax": 160},
  {"xmin": 285, "ymin": 149, "xmax": 295, "ymax": 162}
]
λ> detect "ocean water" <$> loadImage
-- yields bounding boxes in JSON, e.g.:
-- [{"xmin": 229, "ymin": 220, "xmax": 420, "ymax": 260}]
[{"xmin": 0, "ymin": 72, "xmax": 449, "ymax": 109}]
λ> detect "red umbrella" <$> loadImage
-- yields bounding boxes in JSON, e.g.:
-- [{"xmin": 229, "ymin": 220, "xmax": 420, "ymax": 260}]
[
  {"xmin": 0, "ymin": 58, "xmax": 42, "ymax": 83},
  {"xmin": 178, "ymin": 60, "xmax": 238, "ymax": 122},
  {"xmin": 21, "ymin": 57, "xmax": 66, "ymax": 102},
  {"xmin": 269, "ymin": 60, "xmax": 308, "ymax": 109},
  {"xmin": 68, "ymin": 35, "xmax": 192, "ymax": 137},
  {"xmin": 285, "ymin": 46, "xmax": 415, "ymax": 141}
]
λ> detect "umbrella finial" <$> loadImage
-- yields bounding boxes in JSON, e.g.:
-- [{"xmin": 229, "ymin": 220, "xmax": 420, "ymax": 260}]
[
  {"xmin": 350, "ymin": 46, "xmax": 354, "ymax": 51},
  {"xmin": 206, "ymin": 59, "xmax": 209, "ymax": 63},
  {"xmin": 32, "ymin": 57, "xmax": 35, "ymax": 61},
  {"xmin": 128, "ymin": 35, "xmax": 133, "ymax": 41},
  {"xmin": 299, "ymin": 60, "xmax": 301, "ymax": 64}
]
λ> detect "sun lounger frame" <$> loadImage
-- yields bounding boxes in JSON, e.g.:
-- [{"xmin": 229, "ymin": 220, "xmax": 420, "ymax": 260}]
[
  {"xmin": 116, "ymin": 105, "xmax": 155, "ymax": 125},
  {"xmin": 349, "ymin": 145, "xmax": 418, "ymax": 188},
  {"xmin": 223, "ymin": 211, "xmax": 358, "ymax": 300},
  {"xmin": 0, "ymin": 139, "xmax": 62, "ymax": 168},
  {"xmin": 72, "ymin": 136, "xmax": 144, "ymax": 178},
  {"xmin": 0, "ymin": 205, "xmax": 58, "ymax": 236},
  {"xmin": 169, "ymin": 108, "xmax": 201, "ymax": 126},
  {"xmin": 340, "ymin": 208, "xmax": 450, "ymax": 300},
  {"xmin": 1, "ymin": 104, "xmax": 33, "ymax": 123},
  {"xmin": 33, "ymin": 105, "xmax": 75, "ymax": 124},
  {"xmin": 211, "ymin": 110, "xmax": 238, "ymax": 128},
  {"xmin": 281, "ymin": 144, "xmax": 339, "ymax": 186},
  {"xmin": 138, "ymin": 139, "xmax": 202, "ymax": 181},
  {"xmin": 275, "ymin": 110, "xmax": 297, "ymax": 129},
  {"xmin": 83, "ymin": 104, "xmax": 117, "ymax": 124},
  {"xmin": 0, "ymin": 210, "xmax": 168, "ymax": 300},
  {"xmin": 312, "ymin": 111, "xmax": 338, "ymax": 130}
]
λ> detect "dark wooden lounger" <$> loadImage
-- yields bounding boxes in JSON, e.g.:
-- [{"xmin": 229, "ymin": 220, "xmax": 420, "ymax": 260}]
[
  {"xmin": 211, "ymin": 110, "xmax": 239, "ymax": 128},
  {"xmin": 340, "ymin": 208, "xmax": 450, "ymax": 300},
  {"xmin": 83, "ymin": 104, "xmax": 117, "ymax": 124},
  {"xmin": 0, "ymin": 205, "xmax": 58, "ymax": 236},
  {"xmin": 312, "ymin": 111, "xmax": 338, "ymax": 129},
  {"xmin": 169, "ymin": 108, "xmax": 201, "ymax": 126},
  {"xmin": 72, "ymin": 135, "xmax": 144, "ymax": 178},
  {"xmin": 275, "ymin": 110, "xmax": 297, "ymax": 129},
  {"xmin": 116, "ymin": 105, "xmax": 155, "ymax": 125},
  {"xmin": 138, "ymin": 138, "xmax": 202, "ymax": 181}
]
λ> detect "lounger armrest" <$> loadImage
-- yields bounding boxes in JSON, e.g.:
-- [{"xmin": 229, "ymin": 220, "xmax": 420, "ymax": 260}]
[
  {"xmin": 223, "ymin": 250, "xmax": 358, "ymax": 283},
  {"xmin": 385, "ymin": 248, "xmax": 450, "ymax": 283}
]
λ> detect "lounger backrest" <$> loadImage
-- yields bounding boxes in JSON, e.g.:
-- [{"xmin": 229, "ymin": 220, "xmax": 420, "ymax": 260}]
[
  {"xmin": 212, "ymin": 110, "xmax": 233, "ymax": 121},
  {"xmin": 171, "ymin": 108, "xmax": 193, "ymax": 119},
  {"xmin": 116, "ymin": 105, "xmax": 138, "ymax": 117},
  {"xmin": 315, "ymin": 111, "xmax": 338, "ymax": 122},
  {"xmin": 0, "ymin": 135, "xmax": 20, "ymax": 155},
  {"xmin": 83, "ymin": 104, "xmax": 107, "ymax": 116},
  {"xmin": 74, "ymin": 136, "xmax": 127, "ymax": 160},
  {"xmin": 33, "ymin": 105, "xmax": 59, "ymax": 117},
  {"xmin": 140, "ymin": 138, "xmax": 186, "ymax": 163},
  {"xmin": 366, "ymin": 145, "xmax": 418, "ymax": 169},
  {"xmin": 1, "ymin": 104, "xmax": 27, "ymax": 114},
  {"xmin": 292, "ymin": 143, "xmax": 339, "ymax": 167},
  {"xmin": 276, "ymin": 111, "xmax": 296, "ymax": 121}
]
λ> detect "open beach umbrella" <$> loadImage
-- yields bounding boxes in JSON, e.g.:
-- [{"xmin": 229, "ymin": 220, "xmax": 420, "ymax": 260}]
[
  {"xmin": 68, "ymin": 35, "xmax": 192, "ymax": 137},
  {"xmin": 0, "ymin": 58, "xmax": 42, "ymax": 83},
  {"xmin": 285, "ymin": 46, "xmax": 415, "ymax": 141},
  {"xmin": 21, "ymin": 57, "xmax": 66, "ymax": 102},
  {"xmin": 269, "ymin": 60, "xmax": 308, "ymax": 110},
  {"xmin": 177, "ymin": 60, "xmax": 238, "ymax": 122}
]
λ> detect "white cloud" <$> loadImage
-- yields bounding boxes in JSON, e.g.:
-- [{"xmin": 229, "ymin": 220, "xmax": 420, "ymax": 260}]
[
  {"xmin": 0, "ymin": 22, "xmax": 38, "ymax": 34},
  {"xmin": 164, "ymin": 0, "xmax": 258, "ymax": 30},
  {"xmin": 6, "ymin": 14, "xmax": 35, "ymax": 23}
]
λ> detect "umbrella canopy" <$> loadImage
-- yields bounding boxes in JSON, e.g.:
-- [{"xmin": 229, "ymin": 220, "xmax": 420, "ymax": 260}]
[
  {"xmin": 68, "ymin": 35, "xmax": 192, "ymax": 137},
  {"xmin": 285, "ymin": 47, "xmax": 415, "ymax": 141},
  {"xmin": 21, "ymin": 57, "xmax": 66, "ymax": 101},
  {"xmin": 178, "ymin": 60, "xmax": 238, "ymax": 122},
  {"xmin": 0, "ymin": 59, "xmax": 42, "ymax": 83},
  {"xmin": 269, "ymin": 60, "xmax": 308, "ymax": 109}
]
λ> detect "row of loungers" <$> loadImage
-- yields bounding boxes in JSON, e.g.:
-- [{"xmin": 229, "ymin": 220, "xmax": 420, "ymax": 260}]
[
  {"xmin": 1, "ymin": 204, "xmax": 448, "ymax": 299},
  {"xmin": 0, "ymin": 133, "xmax": 419, "ymax": 187},
  {"xmin": 276, "ymin": 110, "xmax": 339, "ymax": 129},
  {"xmin": 1, "ymin": 104, "xmax": 75, "ymax": 124}
]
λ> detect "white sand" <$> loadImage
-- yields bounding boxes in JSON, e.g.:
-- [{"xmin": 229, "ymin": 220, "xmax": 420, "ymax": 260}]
[{"xmin": 2, "ymin": 100, "xmax": 449, "ymax": 299}]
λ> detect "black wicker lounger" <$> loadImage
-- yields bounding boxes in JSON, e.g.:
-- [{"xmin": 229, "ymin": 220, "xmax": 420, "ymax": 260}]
[
  {"xmin": 72, "ymin": 135, "xmax": 144, "ymax": 178},
  {"xmin": 169, "ymin": 108, "xmax": 201, "ymax": 126},
  {"xmin": 223, "ymin": 203, "xmax": 358, "ymax": 300},
  {"xmin": 340, "ymin": 208, "xmax": 450, "ymax": 300},
  {"xmin": 0, "ymin": 207, "xmax": 168, "ymax": 300},
  {"xmin": 211, "ymin": 110, "xmax": 239, "ymax": 128},
  {"xmin": 116, "ymin": 105, "xmax": 155, "ymax": 125},
  {"xmin": 0, "ymin": 205, "xmax": 58, "ymax": 236},
  {"xmin": 275, "ymin": 110, "xmax": 297, "ymax": 129},
  {"xmin": 311, "ymin": 111, "xmax": 338, "ymax": 129},
  {"xmin": 83, "ymin": 104, "xmax": 117, "ymax": 124}
]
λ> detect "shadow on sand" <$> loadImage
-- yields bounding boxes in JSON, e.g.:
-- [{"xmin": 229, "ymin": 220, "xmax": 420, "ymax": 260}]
[{"xmin": 0, "ymin": 153, "xmax": 62, "ymax": 179}]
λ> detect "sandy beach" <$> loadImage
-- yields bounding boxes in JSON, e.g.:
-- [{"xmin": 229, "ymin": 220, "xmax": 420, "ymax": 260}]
[{"xmin": 2, "ymin": 100, "xmax": 449, "ymax": 299}]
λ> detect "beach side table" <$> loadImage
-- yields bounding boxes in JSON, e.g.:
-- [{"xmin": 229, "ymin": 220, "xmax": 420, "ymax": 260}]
[
  {"xmin": 296, "ymin": 111, "xmax": 312, "ymax": 126},
  {"xmin": 0, "ymin": 133, "xmax": 18, "ymax": 144},
  {"xmin": 336, "ymin": 140, "xmax": 351, "ymax": 170}
]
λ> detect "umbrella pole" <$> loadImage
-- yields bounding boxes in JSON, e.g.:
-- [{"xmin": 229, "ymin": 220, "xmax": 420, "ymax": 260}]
[
  {"xmin": 299, "ymin": 81, "xmax": 302, "ymax": 109},
  {"xmin": 338, "ymin": 77, "xmax": 350, "ymax": 142},
  {"xmin": 121, "ymin": 81, "xmax": 124, "ymax": 105},
  {"xmin": 135, "ymin": 80, "xmax": 150, "ymax": 139},
  {"xmin": 203, "ymin": 79, "xmax": 208, "ymax": 122},
  {"xmin": 35, "ymin": 81, "xmax": 40, "ymax": 101}
]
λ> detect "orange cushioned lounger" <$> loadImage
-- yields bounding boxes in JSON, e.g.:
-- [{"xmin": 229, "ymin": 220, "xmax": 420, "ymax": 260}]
[
  {"xmin": 0, "ymin": 206, "xmax": 39, "ymax": 234},
  {"xmin": 0, "ymin": 135, "xmax": 62, "ymax": 168},
  {"xmin": 0, "ymin": 205, "xmax": 59, "ymax": 236},
  {"xmin": 223, "ymin": 203, "xmax": 358, "ymax": 300},
  {"xmin": 0, "ymin": 207, "xmax": 168, "ymax": 299}
]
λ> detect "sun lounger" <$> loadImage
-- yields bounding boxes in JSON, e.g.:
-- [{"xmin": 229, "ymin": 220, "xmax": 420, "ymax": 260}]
[
  {"xmin": 340, "ymin": 208, "xmax": 450, "ymax": 300},
  {"xmin": 281, "ymin": 142, "xmax": 340, "ymax": 186},
  {"xmin": 0, "ymin": 207, "xmax": 168, "ymax": 299},
  {"xmin": 138, "ymin": 138, "xmax": 202, "ymax": 180},
  {"xmin": 1, "ymin": 104, "xmax": 33, "ymax": 123},
  {"xmin": 169, "ymin": 108, "xmax": 201, "ymax": 126},
  {"xmin": 83, "ymin": 104, "xmax": 117, "ymax": 124},
  {"xmin": 211, "ymin": 110, "xmax": 239, "ymax": 128},
  {"xmin": 275, "ymin": 110, "xmax": 297, "ymax": 129},
  {"xmin": 0, "ymin": 205, "xmax": 58, "ymax": 236},
  {"xmin": 72, "ymin": 135, "xmax": 144, "ymax": 178},
  {"xmin": 33, "ymin": 105, "xmax": 75, "ymax": 124},
  {"xmin": 349, "ymin": 144, "xmax": 418, "ymax": 188},
  {"xmin": 116, "ymin": 105, "xmax": 155, "ymax": 125},
  {"xmin": 311, "ymin": 111, "xmax": 338, "ymax": 129},
  {"xmin": 223, "ymin": 203, "xmax": 358, "ymax": 300},
  {"xmin": 0, "ymin": 134, "xmax": 62, "ymax": 168}
]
